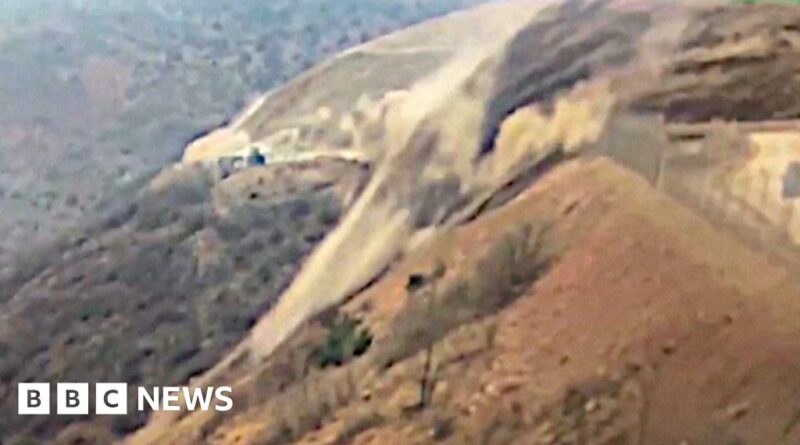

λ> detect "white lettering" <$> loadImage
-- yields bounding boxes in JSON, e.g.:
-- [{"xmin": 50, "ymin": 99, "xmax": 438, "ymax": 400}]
[
  {"xmin": 182, "ymin": 387, "xmax": 214, "ymax": 411},
  {"xmin": 162, "ymin": 386, "xmax": 181, "ymax": 411},
  {"xmin": 137, "ymin": 387, "xmax": 160, "ymax": 411},
  {"xmin": 214, "ymin": 387, "xmax": 233, "ymax": 412}
]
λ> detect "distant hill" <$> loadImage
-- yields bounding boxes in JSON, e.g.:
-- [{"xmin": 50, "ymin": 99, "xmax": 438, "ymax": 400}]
[
  {"xmin": 0, "ymin": 156, "xmax": 369, "ymax": 442},
  {"xmin": 0, "ymin": 0, "xmax": 487, "ymax": 270}
]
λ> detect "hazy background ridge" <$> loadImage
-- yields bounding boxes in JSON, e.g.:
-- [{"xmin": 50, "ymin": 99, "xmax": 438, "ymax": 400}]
[{"xmin": 0, "ymin": 0, "xmax": 488, "ymax": 268}]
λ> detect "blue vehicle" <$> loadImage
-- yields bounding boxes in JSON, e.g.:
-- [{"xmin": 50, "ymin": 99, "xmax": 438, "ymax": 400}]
[{"xmin": 247, "ymin": 147, "xmax": 268, "ymax": 166}]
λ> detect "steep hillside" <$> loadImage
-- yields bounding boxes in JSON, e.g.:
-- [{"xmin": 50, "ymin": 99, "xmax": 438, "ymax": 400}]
[
  {"xmin": 5, "ymin": 0, "xmax": 800, "ymax": 444},
  {"xmin": 0, "ymin": 158, "xmax": 368, "ymax": 443},
  {"xmin": 0, "ymin": 0, "xmax": 487, "ymax": 271},
  {"xmin": 121, "ymin": 158, "xmax": 800, "ymax": 445},
  {"xmin": 120, "ymin": 0, "xmax": 800, "ymax": 443}
]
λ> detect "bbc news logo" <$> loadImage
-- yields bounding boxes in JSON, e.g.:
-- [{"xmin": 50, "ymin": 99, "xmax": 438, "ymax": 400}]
[{"xmin": 18, "ymin": 383, "xmax": 233, "ymax": 415}]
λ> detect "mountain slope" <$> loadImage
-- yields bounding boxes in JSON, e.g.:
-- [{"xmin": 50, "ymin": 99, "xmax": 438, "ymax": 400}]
[
  {"xmin": 123, "ymin": 1, "xmax": 800, "ymax": 444},
  {"xmin": 0, "ymin": 0, "xmax": 488, "ymax": 272},
  {"xmin": 124, "ymin": 157, "xmax": 800, "ymax": 445},
  {"xmin": 6, "ymin": 0, "xmax": 800, "ymax": 443},
  {"xmin": 0, "ymin": 158, "xmax": 368, "ymax": 443}
]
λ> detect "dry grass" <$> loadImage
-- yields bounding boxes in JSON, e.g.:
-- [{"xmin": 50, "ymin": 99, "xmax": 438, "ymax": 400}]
[
  {"xmin": 377, "ymin": 220, "xmax": 554, "ymax": 370},
  {"xmin": 251, "ymin": 220, "xmax": 555, "ymax": 445}
]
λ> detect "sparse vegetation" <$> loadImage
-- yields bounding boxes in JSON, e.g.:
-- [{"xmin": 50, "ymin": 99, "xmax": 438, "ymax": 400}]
[
  {"xmin": 331, "ymin": 410, "xmax": 386, "ymax": 445},
  {"xmin": 431, "ymin": 416, "xmax": 456, "ymax": 441},
  {"xmin": 134, "ymin": 168, "xmax": 213, "ymax": 231},
  {"xmin": 317, "ymin": 201, "xmax": 342, "ymax": 226},
  {"xmin": 314, "ymin": 313, "xmax": 373, "ymax": 368},
  {"xmin": 379, "ymin": 221, "xmax": 554, "ymax": 371},
  {"xmin": 0, "ymin": 0, "xmax": 488, "ymax": 270},
  {"xmin": 405, "ymin": 260, "xmax": 447, "ymax": 409},
  {"xmin": 254, "ymin": 220, "xmax": 554, "ymax": 445},
  {"xmin": 264, "ymin": 365, "xmax": 361, "ymax": 445},
  {"xmin": 0, "ymin": 166, "xmax": 349, "ymax": 442},
  {"xmin": 9, "ymin": 436, "xmax": 40, "ymax": 445}
]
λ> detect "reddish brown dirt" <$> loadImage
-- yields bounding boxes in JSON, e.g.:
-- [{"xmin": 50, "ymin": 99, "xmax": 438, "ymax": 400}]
[
  {"xmin": 349, "ymin": 157, "xmax": 800, "ymax": 444},
  {"xmin": 482, "ymin": 196, "xmax": 800, "ymax": 444},
  {"xmin": 127, "ymin": 157, "xmax": 800, "ymax": 445}
]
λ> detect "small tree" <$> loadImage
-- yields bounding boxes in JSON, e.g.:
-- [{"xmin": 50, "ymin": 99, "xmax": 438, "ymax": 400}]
[{"xmin": 406, "ymin": 259, "xmax": 446, "ymax": 409}]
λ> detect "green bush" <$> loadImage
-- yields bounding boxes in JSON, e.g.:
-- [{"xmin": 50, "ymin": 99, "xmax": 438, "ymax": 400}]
[
  {"xmin": 314, "ymin": 314, "xmax": 373, "ymax": 368},
  {"xmin": 316, "ymin": 200, "xmax": 341, "ymax": 226}
]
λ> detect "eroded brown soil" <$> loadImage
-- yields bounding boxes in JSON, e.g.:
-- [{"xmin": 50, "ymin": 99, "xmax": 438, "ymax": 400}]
[{"xmin": 134, "ymin": 159, "xmax": 800, "ymax": 445}]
